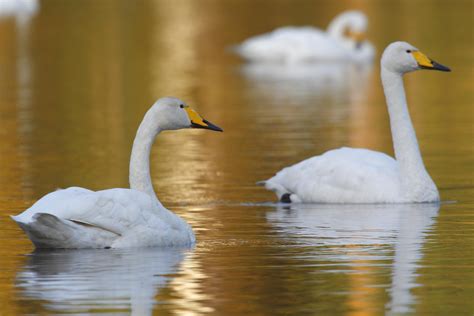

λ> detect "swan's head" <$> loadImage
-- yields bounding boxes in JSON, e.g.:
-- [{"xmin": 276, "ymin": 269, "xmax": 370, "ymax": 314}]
[
  {"xmin": 328, "ymin": 10, "xmax": 368, "ymax": 47},
  {"xmin": 381, "ymin": 41, "xmax": 451, "ymax": 74},
  {"xmin": 151, "ymin": 97, "xmax": 223, "ymax": 132}
]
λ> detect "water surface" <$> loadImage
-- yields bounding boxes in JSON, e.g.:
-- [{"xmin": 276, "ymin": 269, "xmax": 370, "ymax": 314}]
[{"xmin": 0, "ymin": 0, "xmax": 473, "ymax": 315}]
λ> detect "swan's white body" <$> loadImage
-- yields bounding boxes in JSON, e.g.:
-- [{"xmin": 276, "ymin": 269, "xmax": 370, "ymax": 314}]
[
  {"xmin": 262, "ymin": 42, "xmax": 450, "ymax": 203},
  {"xmin": 234, "ymin": 11, "xmax": 374, "ymax": 63},
  {"xmin": 12, "ymin": 187, "xmax": 194, "ymax": 248},
  {"xmin": 12, "ymin": 97, "xmax": 222, "ymax": 248},
  {"xmin": 0, "ymin": 0, "xmax": 38, "ymax": 18}
]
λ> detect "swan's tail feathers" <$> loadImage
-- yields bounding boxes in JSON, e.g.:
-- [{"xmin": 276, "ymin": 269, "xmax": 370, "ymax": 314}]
[
  {"xmin": 259, "ymin": 180, "xmax": 301, "ymax": 203},
  {"xmin": 12, "ymin": 213, "xmax": 118, "ymax": 249},
  {"xmin": 256, "ymin": 180, "xmax": 267, "ymax": 186}
]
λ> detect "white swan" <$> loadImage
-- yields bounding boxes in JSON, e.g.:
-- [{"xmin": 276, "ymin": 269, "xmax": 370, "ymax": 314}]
[
  {"xmin": 0, "ymin": 0, "xmax": 38, "ymax": 16},
  {"xmin": 12, "ymin": 97, "xmax": 223, "ymax": 248},
  {"xmin": 234, "ymin": 10, "xmax": 375, "ymax": 63},
  {"xmin": 260, "ymin": 41, "xmax": 450, "ymax": 203}
]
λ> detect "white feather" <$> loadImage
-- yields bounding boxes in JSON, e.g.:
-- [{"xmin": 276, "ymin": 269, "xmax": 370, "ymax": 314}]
[
  {"xmin": 265, "ymin": 148, "xmax": 401, "ymax": 203},
  {"xmin": 12, "ymin": 187, "xmax": 193, "ymax": 248}
]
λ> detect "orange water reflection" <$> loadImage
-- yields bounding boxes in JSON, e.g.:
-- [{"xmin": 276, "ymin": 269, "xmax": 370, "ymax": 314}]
[{"xmin": 0, "ymin": 0, "xmax": 472, "ymax": 315}]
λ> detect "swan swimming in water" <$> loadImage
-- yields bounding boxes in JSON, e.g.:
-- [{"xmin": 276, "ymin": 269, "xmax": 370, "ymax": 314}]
[
  {"xmin": 12, "ymin": 97, "xmax": 223, "ymax": 248},
  {"xmin": 234, "ymin": 10, "xmax": 375, "ymax": 63},
  {"xmin": 260, "ymin": 41, "xmax": 450, "ymax": 203}
]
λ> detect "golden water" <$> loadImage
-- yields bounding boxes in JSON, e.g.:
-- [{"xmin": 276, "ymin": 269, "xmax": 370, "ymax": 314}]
[{"xmin": 0, "ymin": 0, "xmax": 473, "ymax": 315}]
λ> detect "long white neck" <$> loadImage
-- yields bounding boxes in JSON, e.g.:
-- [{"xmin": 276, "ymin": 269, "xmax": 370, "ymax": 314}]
[
  {"xmin": 129, "ymin": 110, "xmax": 161, "ymax": 198},
  {"xmin": 327, "ymin": 15, "xmax": 348, "ymax": 40},
  {"xmin": 381, "ymin": 67, "xmax": 434, "ymax": 194}
]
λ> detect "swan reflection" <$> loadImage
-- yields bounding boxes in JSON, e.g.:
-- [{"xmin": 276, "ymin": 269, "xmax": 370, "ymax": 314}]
[
  {"xmin": 266, "ymin": 203, "xmax": 439, "ymax": 314},
  {"xmin": 16, "ymin": 247, "xmax": 190, "ymax": 315},
  {"xmin": 240, "ymin": 62, "xmax": 372, "ymax": 105}
]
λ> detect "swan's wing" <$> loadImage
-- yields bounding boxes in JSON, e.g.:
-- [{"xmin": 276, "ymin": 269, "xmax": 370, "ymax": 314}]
[
  {"xmin": 14, "ymin": 213, "xmax": 120, "ymax": 248},
  {"xmin": 68, "ymin": 188, "xmax": 158, "ymax": 236},
  {"xmin": 70, "ymin": 189, "xmax": 193, "ymax": 247},
  {"xmin": 12, "ymin": 186, "xmax": 95, "ymax": 223},
  {"xmin": 264, "ymin": 147, "xmax": 401, "ymax": 203},
  {"xmin": 14, "ymin": 187, "xmax": 160, "ymax": 233},
  {"xmin": 12, "ymin": 187, "xmax": 193, "ymax": 248},
  {"xmin": 235, "ymin": 26, "xmax": 348, "ymax": 62}
]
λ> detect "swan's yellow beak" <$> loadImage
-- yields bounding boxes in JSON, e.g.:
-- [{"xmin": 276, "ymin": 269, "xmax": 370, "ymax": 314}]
[
  {"xmin": 412, "ymin": 51, "xmax": 451, "ymax": 72},
  {"xmin": 344, "ymin": 28, "xmax": 365, "ymax": 47},
  {"xmin": 185, "ymin": 107, "xmax": 223, "ymax": 132},
  {"xmin": 349, "ymin": 31, "xmax": 365, "ymax": 42}
]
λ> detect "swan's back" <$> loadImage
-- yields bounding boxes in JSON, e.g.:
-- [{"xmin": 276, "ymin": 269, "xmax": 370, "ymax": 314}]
[
  {"xmin": 236, "ymin": 26, "xmax": 349, "ymax": 63},
  {"xmin": 265, "ymin": 148, "xmax": 402, "ymax": 203},
  {"xmin": 12, "ymin": 187, "xmax": 195, "ymax": 248}
]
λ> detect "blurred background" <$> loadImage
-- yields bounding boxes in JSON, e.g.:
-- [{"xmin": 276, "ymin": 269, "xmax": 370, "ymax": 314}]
[{"xmin": 0, "ymin": 0, "xmax": 472, "ymax": 315}]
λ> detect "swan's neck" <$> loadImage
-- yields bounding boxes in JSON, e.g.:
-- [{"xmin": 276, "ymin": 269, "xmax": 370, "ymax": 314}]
[
  {"xmin": 129, "ymin": 110, "xmax": 161, "ymax": 198},
  {"xmin": 326, "ymin": 15, "xmax": 349, "ymax": 40},
  {"xmin": 381, "ymin": 68, "xmax": 432, "ymax": 188}
]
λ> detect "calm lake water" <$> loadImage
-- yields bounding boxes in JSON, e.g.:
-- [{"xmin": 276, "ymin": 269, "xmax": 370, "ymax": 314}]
[{"xmin": 0, "ymin": 0, "xmax": 473, "ymax": 315}]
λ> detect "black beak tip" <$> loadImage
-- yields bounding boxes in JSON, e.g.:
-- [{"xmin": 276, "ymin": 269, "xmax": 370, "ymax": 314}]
[
  {"xmin": 435, "ymin": 62, "xmax": 451, "ymax": 72},
  {"xmin": 441, "ymin": 65, "xmax": 451, "ymax": 72},
  {"xmin": 191, "ymin": 119, "xmax": 223, "ymax": 132},
  {"xmin": 426, "ymin": 61, "xmax": 451, "ymax": 72},
  {"xmin": 203, "ymin": 119, "xmax": 223, "ymax": 132},
  {"xmin": 212, "ymin": 126, "xmax": 224, "ymax": 132}
]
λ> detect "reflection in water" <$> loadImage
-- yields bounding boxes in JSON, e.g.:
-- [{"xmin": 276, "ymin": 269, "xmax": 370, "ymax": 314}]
[
  {"xmin": 16, "ymin": 247, "xmax": 190, "ymax": 315},
  {"xmin": 168, "ymin": 250, "xmax": 215, "ymax": 315},
  {"xmin": 266, "ymin": 203, "xmax": 439, "ymax": 314},
  {"xmin": 240, "ymin": 62, "xmax": 372, "ymax": 105},
  {"xmin": 0, "ymin": 0, "xmax": 39, "ymax": 96},
  {"xmin": 149, "ymin": 0, "xmax": 201, "ymax": 98},
  {"xmin": 0, "ymin": 0, "xmax": 38, "ymax": 201}
]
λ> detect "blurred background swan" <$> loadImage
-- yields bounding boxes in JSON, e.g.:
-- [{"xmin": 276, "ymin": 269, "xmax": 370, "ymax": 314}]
[
  {"xmin": 0, "ymin": 0, "xmax": 38, "ymax": 22},
  {"xmin": 266, "ymin": 203, "xmax": 440, "ymax": 314},
  {"xmin": 234, "ymin": 10, "xmax": 374, "ymax": 63},
  {"xmin": 15, "ymin": 248, "xmax": 189, "ymax": 315}
]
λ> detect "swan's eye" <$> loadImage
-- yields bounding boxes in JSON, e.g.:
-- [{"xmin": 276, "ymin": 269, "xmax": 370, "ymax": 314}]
[
  {"xmin": 406, "ymin": 50, "xmax": 412, "ymax": 53},
  {"xmin": 179, "ymin": 104, "xmax": 184, "ymax": 109}
]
